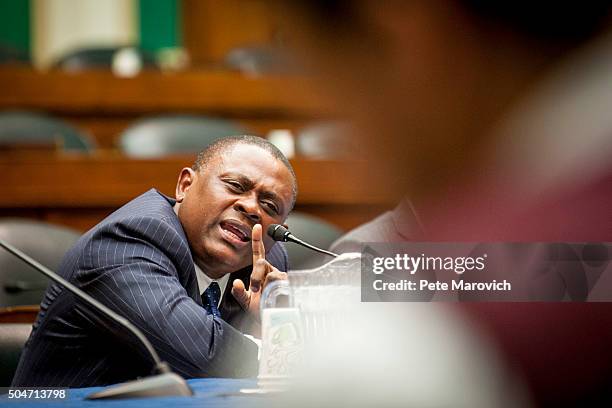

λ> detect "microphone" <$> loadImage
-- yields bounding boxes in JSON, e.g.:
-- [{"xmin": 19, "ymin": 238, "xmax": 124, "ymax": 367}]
[
  {"xmin": 267, "ymin": 224, "xmax": 338, "ymax": 258},
  {"xmin": 0, "ymin": 239, "xmax": 193, "ymax": 400}
]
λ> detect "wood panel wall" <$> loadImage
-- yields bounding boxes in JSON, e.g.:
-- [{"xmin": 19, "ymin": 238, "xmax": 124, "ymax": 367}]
[
  {"xmin": 0, "ymin": 151, "xmax": 395, "ymax": 232},
  {"xmin": 182, "ymin": 0, "xmax": 279, "ymax": 65}
]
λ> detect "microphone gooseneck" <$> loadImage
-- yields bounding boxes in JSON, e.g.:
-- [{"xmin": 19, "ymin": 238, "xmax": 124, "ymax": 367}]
[
  {"xmin": 0, "ymin": 239, "xmax": 164, "ymax": 370},
  {"xmin": 267, "ymin": 224, "xmax": 339, "ymax": 258},
  {"xmin": 0, "ymin": 238, "xmax": 192, "ymax": 399}
]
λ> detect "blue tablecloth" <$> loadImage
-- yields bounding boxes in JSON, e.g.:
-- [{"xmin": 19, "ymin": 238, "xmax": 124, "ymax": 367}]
[{"xmin": 0, "ymin": 378, "xmax": 268, "ymax": 407}]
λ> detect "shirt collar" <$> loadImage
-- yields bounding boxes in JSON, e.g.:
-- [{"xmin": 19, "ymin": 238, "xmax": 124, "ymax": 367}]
[{"xmin": 194, "ymin": 263, "xmax": 230, "ymax": 306}]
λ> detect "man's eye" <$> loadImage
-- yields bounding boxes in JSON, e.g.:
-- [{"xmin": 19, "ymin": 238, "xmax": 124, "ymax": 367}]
[
  {"xmin": 263, "ymin": 201, "xmax": 279, "ymax": 215},
  {"xmin": 226, "ymin": 181, "xmax": 243, "ymax": 191}
]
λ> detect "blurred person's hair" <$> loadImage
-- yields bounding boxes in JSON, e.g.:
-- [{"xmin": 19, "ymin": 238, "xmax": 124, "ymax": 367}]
[{"xmin": 288, "ymin": 1, "xmax": 612, "ymax": 49}]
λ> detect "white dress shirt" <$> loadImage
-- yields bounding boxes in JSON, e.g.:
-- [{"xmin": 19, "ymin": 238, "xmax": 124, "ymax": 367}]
[
  {"xmin": 194, "ymin": 262, "xmax": 261, "ymax": 355},
  {"xmin": 194, "ymin": 263, "xmax": 230, "ymax": 307}
]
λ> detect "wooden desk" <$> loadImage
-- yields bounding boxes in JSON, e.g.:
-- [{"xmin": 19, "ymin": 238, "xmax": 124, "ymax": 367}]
[
  {"xmin": 0, "ymin": 305, "xmax": 39, "ymax": 323},
  {"xmin": 0, "ymin": 152, "xmax": 395, "ymax": 231}
]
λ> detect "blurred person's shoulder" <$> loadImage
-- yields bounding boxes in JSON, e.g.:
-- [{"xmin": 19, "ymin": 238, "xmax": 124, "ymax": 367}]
[{"xmin": 330, "ymin": 199, "xmax": 423, "ymax": 253}]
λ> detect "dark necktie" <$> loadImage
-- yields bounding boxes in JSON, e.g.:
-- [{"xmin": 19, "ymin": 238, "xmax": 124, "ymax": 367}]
[{"xmin": 201, "ymin": 282, "xmax": 222, "ymax": 318}]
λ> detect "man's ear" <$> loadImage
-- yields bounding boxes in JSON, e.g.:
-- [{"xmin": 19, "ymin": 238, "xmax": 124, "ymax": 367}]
[{"xmin": 175, "ymin": 168, "xmax": 196, "ymax": 203}]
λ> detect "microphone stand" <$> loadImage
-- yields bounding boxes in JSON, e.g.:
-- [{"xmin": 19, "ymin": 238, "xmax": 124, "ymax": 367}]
[
  {"xmin": 284, "ymin": 234, "xmax": 339, "ymax": 258},
  {"xmin": 0, "ymin": 239, "xmax": 193, "ymax": 399},
  {"xmin": 267, "ymin": 224, "xmax": 339, "ymax": 258}
]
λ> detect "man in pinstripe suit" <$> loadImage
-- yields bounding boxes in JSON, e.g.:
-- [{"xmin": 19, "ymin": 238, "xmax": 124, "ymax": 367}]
[{"xmin": 12, "ymin": 136, "xmax": 297, "ymax": 387}]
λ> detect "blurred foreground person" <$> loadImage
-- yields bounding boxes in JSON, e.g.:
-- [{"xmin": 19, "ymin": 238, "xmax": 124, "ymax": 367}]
[
  {"xmin": 279, "ymin": 1, "xmax": 612, "ymax": 407},
  {"xmin": 330, "ymin": 197, "xmax": 425, "ymax": 253},
  {"xmin": 276, "ymin": 302, "xmax": 530, "ymax": 408}
]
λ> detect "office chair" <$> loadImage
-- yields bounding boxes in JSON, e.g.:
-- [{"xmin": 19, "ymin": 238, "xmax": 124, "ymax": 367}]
[
  {"xmin": 0, "ymin": 219, "xmax": 81, "ymax": 307},
  {"xmin": 224, "ymin": 45, "xmax": 293, "ymax": 75},
  {"xmin": 283, "ymin": 212, "xmax": 343, "ymax": 269},
  {"xmin": 118, "ymin": 115, "xmax": 249, "ymax": 158},
  {"xmin": 0, "ymin": 323, "xmax": 31, "ymax": 386},
  {"xmin": 0, "ymin": 111, "xmax": 95, "ymax": 152},
  {"xmin": 0, "ymin": 44, "xmax": 30, "ymax": 65},
  {"xmin": 53, "ymin": 46, "xmax": 157, "ymax": 72},
  {"xmin": 296, "ymin": 122, "xmax": 359, "ymax": 159}
]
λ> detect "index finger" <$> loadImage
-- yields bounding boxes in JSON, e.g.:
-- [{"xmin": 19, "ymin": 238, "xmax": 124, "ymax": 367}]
[{"xmin": 251, "ymin": 224, "xmax": 265, "ymax": 264}]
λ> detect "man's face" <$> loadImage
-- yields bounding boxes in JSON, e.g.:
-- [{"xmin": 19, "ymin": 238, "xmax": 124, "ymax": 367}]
[{"xmin": 176, "ymin": 144, "xmax": 294, "ymax": 278}]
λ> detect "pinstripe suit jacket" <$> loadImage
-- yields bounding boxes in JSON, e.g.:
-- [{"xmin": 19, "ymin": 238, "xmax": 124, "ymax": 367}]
[{"xmin": 11, "ymin": 189, "xmax": 288, "ymax": 387}]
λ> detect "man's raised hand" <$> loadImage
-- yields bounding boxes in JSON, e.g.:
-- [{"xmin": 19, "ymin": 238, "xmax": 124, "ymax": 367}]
[{"xmin": 231, "ymin": 224, "xmax": 287, "ymax": 318}]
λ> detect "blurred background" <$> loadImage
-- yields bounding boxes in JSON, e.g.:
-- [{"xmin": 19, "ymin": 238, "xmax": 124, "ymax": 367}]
[{"xmin": 0, "ymin": 0, "xmax": 392, "ymax": 237}]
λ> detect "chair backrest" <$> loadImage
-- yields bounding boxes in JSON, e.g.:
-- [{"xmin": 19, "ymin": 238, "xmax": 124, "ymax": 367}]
[
  {"xmin": 118, "ymin": 115, "xmax": 249, "ymax": 158},
  {"xmin": 53, "ymin": 46, "xmax": 157, "ymax": 72},
  {"xmin": 0, "ymin": 111, "xmax": 95, "ymax": 152},
  {"xmin": 0, "ymin": 219, "xmax": 81, "ymax": 307},
  {"xmin": 224, "ymin": 45, "xmax": 291, "ymax": 75},
  {"xmin": 283, "ymin": 212, "xmax": 343, "ymax": 270},
  {"xmin": 296, "ymin": 122, "xmax": 358, "ymax": 159},
  {"xmin": 0, "ymin": 44, "xmax": 30, "ymax": 65},
  {"xmin": 0, "ymin": 323, "xmax": 32, "ymax": 386}
]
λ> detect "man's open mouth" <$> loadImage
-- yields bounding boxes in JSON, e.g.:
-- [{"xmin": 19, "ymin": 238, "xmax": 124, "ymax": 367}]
[{"xmin": 219, "ymin": 220, "xmax": 251, "ymax": 244}]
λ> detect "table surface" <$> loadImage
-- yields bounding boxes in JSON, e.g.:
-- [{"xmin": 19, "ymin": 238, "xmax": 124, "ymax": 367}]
[{"xmin": 0, "ymin": 378, "xmax": 272, "ymax": 407}]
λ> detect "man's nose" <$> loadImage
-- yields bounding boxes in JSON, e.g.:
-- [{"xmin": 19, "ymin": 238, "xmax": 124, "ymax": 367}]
[{"xmin": 234, "ymin": 196, "xmax": 261, "ymax": 223}]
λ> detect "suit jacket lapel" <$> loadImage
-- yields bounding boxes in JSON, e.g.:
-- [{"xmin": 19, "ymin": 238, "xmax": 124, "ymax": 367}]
[{"xmin": 185, "ymin": 269, "xmax": 201, "ymax": 306}]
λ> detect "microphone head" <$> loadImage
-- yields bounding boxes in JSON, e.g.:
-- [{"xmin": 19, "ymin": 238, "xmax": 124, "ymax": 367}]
[{"xmin": 267, "ymin": 224, "xmax": 290, "ymax": 242}]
